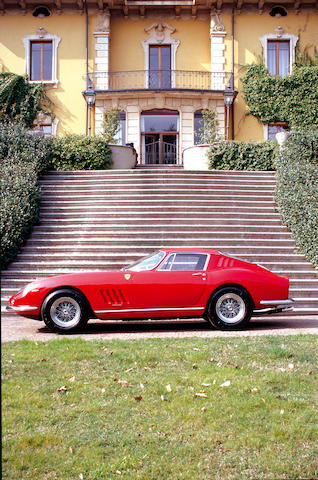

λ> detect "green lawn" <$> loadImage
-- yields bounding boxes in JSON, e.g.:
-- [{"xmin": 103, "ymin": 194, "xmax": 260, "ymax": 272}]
[{"xmin": 2, "ymin": 335, "xmax": 318, "ymax": 480}]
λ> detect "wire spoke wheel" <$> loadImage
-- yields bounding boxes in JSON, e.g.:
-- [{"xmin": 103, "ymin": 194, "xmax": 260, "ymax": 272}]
[
  {"xmin": 50, "ymin": 296, "xmax": 81, "ymax": 328},
  {"xmin": 42, "ymin": 289, "xmax": 89, "ymax": 333},
  {"xmin": 215, "ymin": 293, "xmax": 246, "ymax": 324},
  {"xmin": 206, "ymin": 287, "xmax": 253, "ymax": 330}
]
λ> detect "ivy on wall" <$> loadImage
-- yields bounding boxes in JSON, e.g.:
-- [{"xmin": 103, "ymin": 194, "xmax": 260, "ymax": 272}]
[
  {"xmin": 0, "ymin": 72, "xmax": 52, "ymax": 127},
  {"xmin": 242, "ymin": 65, "xmax": 318, "ymax": 129}
]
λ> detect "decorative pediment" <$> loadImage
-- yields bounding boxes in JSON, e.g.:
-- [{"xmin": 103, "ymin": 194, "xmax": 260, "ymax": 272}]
[{"xmin": 143, "ymin": 23, "xmax": 178, "ymax": 45}]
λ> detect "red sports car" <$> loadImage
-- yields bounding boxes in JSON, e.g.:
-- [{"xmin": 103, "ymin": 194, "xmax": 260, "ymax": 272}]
[{"xmin": 7, "ymin": 249, "xmax": 293, "ymax": 333}]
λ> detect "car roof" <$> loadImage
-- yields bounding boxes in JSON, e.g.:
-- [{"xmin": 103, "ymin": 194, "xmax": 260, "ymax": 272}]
[{"xmin": 160, "ymin": 248, "xmax": 221, "ymax": 255}]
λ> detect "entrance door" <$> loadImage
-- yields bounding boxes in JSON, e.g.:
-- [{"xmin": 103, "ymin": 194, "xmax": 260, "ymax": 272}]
[
  {"xmin": 149, "ymin": 45, "xmax": 171, "ymax": 89},
  {"xmin": 141, "ymin": 110, "xmax": 179, "ymax": 165},
  {"xmin": 145, "ymin": 135, "xmax": 159, "ymax": 164},
  {"xmin": 143, "ymin": 133, "xmax": 178, "ymax": 164}
]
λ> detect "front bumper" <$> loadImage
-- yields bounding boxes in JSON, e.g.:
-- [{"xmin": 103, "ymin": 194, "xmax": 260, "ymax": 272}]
[{"xmin": 6, "ymin": 305, "xmax": 38, "ymax": 312}]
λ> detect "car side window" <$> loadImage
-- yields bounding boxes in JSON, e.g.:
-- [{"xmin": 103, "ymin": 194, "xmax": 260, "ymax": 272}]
[{"xmin": 159, "ymin": 253, "xmax": 208, "ymax": 271}]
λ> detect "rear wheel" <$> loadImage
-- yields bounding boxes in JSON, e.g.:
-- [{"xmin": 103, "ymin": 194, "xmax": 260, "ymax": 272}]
[
  {"xmin": 206, "ymin": 286, "xmax": 253, "ymax": 330},
  {"xmin": 41, "ymin": 289, "xmax": 88, "ymax": 333}
]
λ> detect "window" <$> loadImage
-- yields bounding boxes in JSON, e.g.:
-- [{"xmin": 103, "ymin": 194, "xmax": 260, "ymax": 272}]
[
  {"xmin": 259, "ymin": 32, "xmax": 298, "ymax": 79},
  {"xmin": 23, "ymin": 31, "xmax": 61, "ymax": 87},
  {"xmin": 269, "ymin": 6, "xmax": 287, "ymax": 17},
  {"xmin": 32, "ymin": 115, "xmax": 58, "ymax": 137},
  {"xmin": 32, "ymin": 6, "xmax": 51, "ymax": 17},
  {"xmin": 114, "ymin": 112, "xmax": 126, "ymax": 145},
  {"xmin": 194, "ymin": 110, "xmax": 203, "ymax": 145},
  {"xmin": 159, "ymin": 253, "xmax": 209, "ymax": 271},
  {"xmin": 267, "ymin": 40, "xmax": 290, "ymax": 76},
  {"xmin": 125, "ymin": 251, "xmax": 166, "ymax": 271},
  {"xmin": 268, "ymin": 124, "xmax": 287, "ymax": 141},
  {"xmin": 32, "ymin": 124, "xmax": 52, "ymax": 136},
  {"xmin": 149, "ymin": 45, "xmax": 171, "ymax": 88},
  {"xmin": 30, "ymin": 41, "xmax": 52, "ymax": 81}
]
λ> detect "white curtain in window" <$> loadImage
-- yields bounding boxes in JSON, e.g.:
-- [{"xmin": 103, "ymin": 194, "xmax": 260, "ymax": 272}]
[{"xmin": 279, "ymin": 42, "xmax": 289, "ymax": 76}]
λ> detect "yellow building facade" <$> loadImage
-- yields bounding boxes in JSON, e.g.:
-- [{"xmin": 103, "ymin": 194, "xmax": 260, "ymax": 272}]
[{"xmin": 0, "ymin": 0, "xmax": 317, "ymax": 165}]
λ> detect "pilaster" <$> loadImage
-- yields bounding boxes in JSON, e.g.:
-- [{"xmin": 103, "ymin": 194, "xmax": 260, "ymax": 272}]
[
  {"xmin": 94, "ymin": 10, "xmax": 110, "ymax": 90},
  {"xmin": 210, "ymin": 11, "xmax": 227, "ymax": 90}
]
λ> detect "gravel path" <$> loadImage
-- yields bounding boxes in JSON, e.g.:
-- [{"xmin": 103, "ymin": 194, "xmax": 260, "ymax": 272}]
[{"xmin": 2, "ymin": 313, "xmax": 318, "ymax": 342}]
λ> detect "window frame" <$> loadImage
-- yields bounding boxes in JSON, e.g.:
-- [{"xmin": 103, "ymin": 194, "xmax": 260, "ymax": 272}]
[
  {"xmin": 259, "ymin": 32, "xmax": 298, "ymax": 77},
  {"xmin": 265, "ymin": 123, "xmax": 288, "ymax": 141},
  {"xmin": 30, "ymin": 40, "xmax": 53, "ymax": 81},
  {"xmin": 158, "ymin": 252, "xmax": 210, "ymax": 272},
  {"xmin": 267, "ymin": 40, "xmax": 290, "ymax": 76},
  {"xmin": 22, "ymin": 32, "xmax": 61, "ymax": 88}
]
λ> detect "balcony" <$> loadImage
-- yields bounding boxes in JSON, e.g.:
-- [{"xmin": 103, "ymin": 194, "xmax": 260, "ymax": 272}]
[{"xmin": 87, "ymin": 70, "xmax": 233, "ymax": 92}]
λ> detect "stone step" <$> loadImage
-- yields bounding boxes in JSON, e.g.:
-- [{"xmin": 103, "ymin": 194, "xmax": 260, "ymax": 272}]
[
  {"xmin": 41, "ymin": 192, "xmax": 275, "ymax": 201},
  {"xmin": 39, "ymin": 211, "xmax": 282, "ymax": 221},
  {"xmin": 39, "ymin": 205, "xmax": 279, "ymax": 214},
  {"xmin": 5, "ymin": 254, "xmax": 311, "ymax": 271},
  {"xmin": 41, "ymin": 185, "xmax": 275, "ymax": 194},
  {"xmin": 30, "ymin": 226, "xmax": 293, "ymax": 237},
  {"xmin": 2, "ymin": 169, "xmax": 317, "ymax": 320},
  {"xmin": 37, "ymin": 221, "xmax": 286, "ymax": 231}
]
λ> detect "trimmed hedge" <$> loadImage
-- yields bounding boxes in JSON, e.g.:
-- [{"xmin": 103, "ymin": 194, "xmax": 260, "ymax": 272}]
[
  {"xmin": 208, "ymin": 141, "xmax": 277, "ymax": 171},
  {"xmin": 1, "ymin": 125, "xmax": 113, "ymax": 269},
  {"xmin": 0, "ymin": 123, "xmax": 52, "ymax": 269},
  {"xmin": 51, "ymin": 135, "xmax": 112, "ymax": 170},
  {"xmin": 275, "ymin": 131, "xmax": 318, "ymax": 268}
]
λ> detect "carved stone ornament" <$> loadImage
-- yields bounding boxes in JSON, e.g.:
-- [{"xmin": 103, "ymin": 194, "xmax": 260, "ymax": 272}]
[
  {"xmin": 36, "ymin": 27, "xmax": 47, "ymax": 38},
  {"xmin": 275, "ymin": 26, "xmax": 285, "ymax": 38},
  {"xmin": 96, "ymin": 11, "xmax": 110, "ymax": 33},
  {"xmin": 144, "ymin": 23, "xmax": 176, "ymax": 44},
  {"xmin": 210, "ymin": 11, "xmax": 225, "ymax": 34}
]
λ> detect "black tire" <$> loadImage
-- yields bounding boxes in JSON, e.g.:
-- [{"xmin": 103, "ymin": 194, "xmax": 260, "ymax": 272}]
[
  {"xmin": 41, "ymin": 289, "xmax": 88, "ymax": 333},
  {"xmin": 206, "ymin": 286, "xmax": 253, "ymax": 330}
]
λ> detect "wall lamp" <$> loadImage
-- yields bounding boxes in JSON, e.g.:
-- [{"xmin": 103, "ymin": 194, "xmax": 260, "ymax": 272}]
[
  {"xmin": 84, "ymin": 86, "xmax": 96, "ymax": 136},
  {"xmin": 224, "ymin": 89, "xmax": 237, "ymax": 140}
]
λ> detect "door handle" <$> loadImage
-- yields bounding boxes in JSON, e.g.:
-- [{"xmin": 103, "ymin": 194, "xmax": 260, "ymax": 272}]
[{"xmin": 192, "ymin": 272, "xmax": 206, "ymax": 277}]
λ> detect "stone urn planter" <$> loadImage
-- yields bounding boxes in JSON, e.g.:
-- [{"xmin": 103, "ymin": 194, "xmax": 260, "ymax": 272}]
[
  {"xmin": 183, "ymin": 145, "xmax": 210, "ymax": 171},
  {"xmin": 109, "ymin": 144, "xmax": 137, "ymax": 169}
]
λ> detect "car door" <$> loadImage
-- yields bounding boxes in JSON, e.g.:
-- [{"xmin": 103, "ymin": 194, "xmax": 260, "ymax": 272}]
[{"xmin": 132, "ymin": 252, "xmax": 209, "ymax": 311}]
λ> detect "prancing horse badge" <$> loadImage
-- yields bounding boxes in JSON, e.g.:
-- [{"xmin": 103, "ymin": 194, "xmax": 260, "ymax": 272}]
[{"xmin": 124, "ymin": 274, "xmax": 131, "ymax": 281}]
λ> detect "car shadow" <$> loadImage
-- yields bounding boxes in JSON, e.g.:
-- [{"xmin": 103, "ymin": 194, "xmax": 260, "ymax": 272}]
[{"xmin": 37, "ymin": 315, "xmax": 318, "ymax": 336}]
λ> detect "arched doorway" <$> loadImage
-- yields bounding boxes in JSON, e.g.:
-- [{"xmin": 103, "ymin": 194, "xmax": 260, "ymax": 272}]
[{"xmin": 141, "ymin": 109, "xmax": 179, "ymax": 165}]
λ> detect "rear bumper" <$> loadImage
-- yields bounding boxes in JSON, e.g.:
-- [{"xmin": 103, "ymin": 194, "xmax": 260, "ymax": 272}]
[{"xmin": 260, "ymin": 299, "xmax": 294, "ymax": 306}]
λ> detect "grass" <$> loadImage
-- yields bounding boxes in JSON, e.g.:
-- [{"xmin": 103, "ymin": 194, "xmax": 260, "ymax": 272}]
[{"xmin": 2, "ymin": 335, "xmax": 318, "ymax": 480}]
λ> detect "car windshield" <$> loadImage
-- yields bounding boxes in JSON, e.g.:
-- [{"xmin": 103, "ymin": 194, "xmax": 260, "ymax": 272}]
[{"xmin": 124, "ymin": 251, "xmax": 166, "ymax": 272}]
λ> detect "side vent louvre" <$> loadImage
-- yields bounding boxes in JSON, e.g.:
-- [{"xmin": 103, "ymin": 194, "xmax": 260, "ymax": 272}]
[
  {"xmin": 217, "ymin": 256, "xmax": 234, "ymax": 268},
  {"xmin": 100, "ymin": 289, "xmax": 130, "ymax": 306}
]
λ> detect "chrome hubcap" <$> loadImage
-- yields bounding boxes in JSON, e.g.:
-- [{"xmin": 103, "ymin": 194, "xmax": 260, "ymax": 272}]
[
  {"xmin": 216, "ymin": 293, "xmax": 246, "ymax": 324},
  {"xmin": 50, "ymin": 297, "xmax": 81, "ymax": 328}
]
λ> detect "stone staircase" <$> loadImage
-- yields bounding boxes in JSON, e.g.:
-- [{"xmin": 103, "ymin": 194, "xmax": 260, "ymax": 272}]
[{"xmin": 1, "ymin": 168, "xmax": 318, "ymax": 319}]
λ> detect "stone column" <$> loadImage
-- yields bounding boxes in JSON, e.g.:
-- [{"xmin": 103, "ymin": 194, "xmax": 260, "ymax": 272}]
[
  {"xmin": 94, "ymin": 11, "xmax": 110, "ymax": 90},
  {"xmin": 210, "ymin": 11, "xmax": 226, "ymax": 90}
]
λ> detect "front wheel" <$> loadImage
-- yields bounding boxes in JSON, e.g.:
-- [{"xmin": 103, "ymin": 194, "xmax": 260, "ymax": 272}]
[
  {"xmin": 206, "ymin": 287, "xmax": 253, "ymax": 330},
  {"xmin": 41, "ymin": 289, "xmax": 88, "ymax": 333}
]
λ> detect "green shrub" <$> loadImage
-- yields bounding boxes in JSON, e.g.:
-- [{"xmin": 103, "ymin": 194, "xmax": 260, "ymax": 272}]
[
  {"xmin": 242, "ymin": 64, "xmax": 318, "ymax": 129},
  {"xmin": 51, "ymin": 135, "xmax": 112, "ymax": 170},
  {"xmin": 275, "ymin": 131, "xmax": 318, "ymax": 267},
  {"xmin": 102, "ymin": 107, "xmax": 121, "ymax": 144},
  {"xmin": 0, "ymin": 123, "xmax": 51, "ymax": 269},
  {"xmin": 0, "ymin": 72, "xmax": 52, "ymax": 128},
  {"xmin": 208, "ymin": 140, "xmax": 277, "ymax": 171}
]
